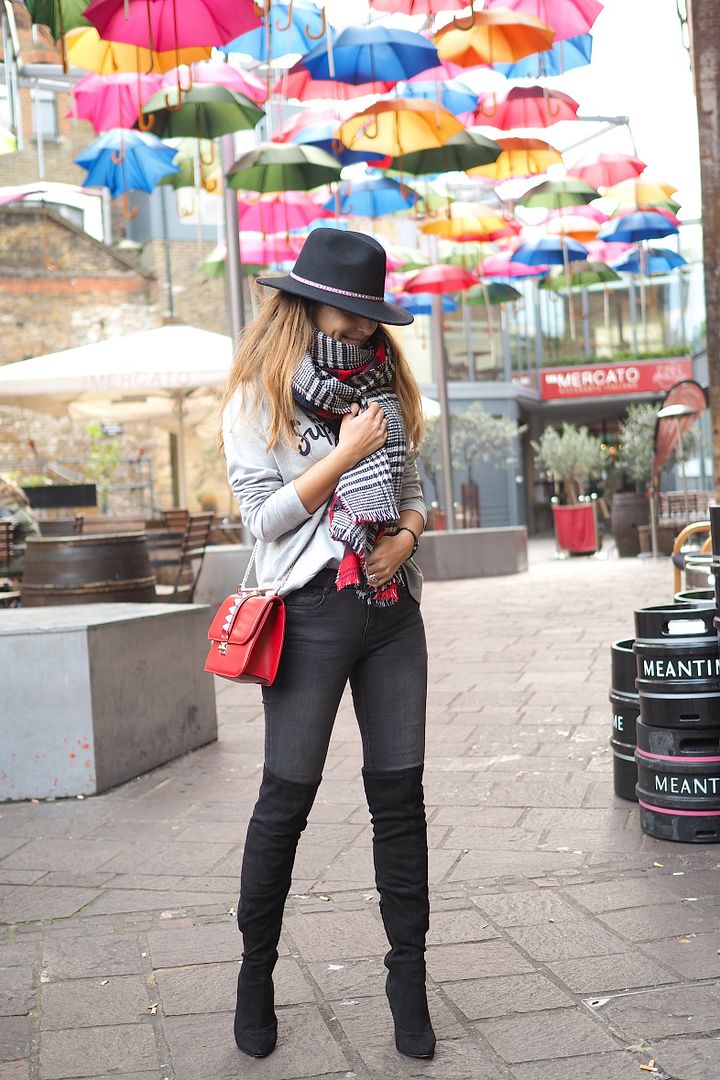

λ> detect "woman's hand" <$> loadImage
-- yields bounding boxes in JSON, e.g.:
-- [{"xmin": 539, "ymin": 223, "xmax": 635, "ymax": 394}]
[
  {"xmin": 336, "ymin": 402, "xmax": 387, "ymax": 469},
  {"xmin": 366, "ymin": 531, "xmax": 415, "ymax": 590}
]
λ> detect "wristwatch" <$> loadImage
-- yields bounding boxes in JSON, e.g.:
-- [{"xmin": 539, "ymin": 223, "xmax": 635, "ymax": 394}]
[{"xmin": 395, "ymin": 526, "xmax": 419, "ymax": 557}]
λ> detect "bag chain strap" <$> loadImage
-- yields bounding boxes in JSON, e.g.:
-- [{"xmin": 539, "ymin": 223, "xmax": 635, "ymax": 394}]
[{"xmin": 238, "ymin": 541, "xmax": 299, "ymax": 595}]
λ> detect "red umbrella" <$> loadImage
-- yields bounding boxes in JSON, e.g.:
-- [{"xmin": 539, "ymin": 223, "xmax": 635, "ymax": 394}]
[
  {"xmin": 479, "ymin": 252, "xmax": 549, "ymax": 278},
  {"xmin": 174, "ymin": 61, "xmax": 267, "ymax": 104},
  {"xmin": 404, "ymin": 264, "xmax": 477, "ymax": 293},
  {"xmin": 84, "ymin": 0, "xmax": 260, "ymax": 51},
  {"xmin": 470, "ymin": 86, "xmax": 578, "ymax": 129},
  {"xmin": 371, "ymin": 0, "xmax": 467, "ymax": 12},
  {"xmin": 484, "ymin": 0, "xmax": 603, "ymax": 42},
  {"xmin": 273, "ymin": 108, "xmax": 344, "ymax": 143},
  {"xmin": 567, "ymin": 153, "xmax": 646, "ymax": 189},
  {"xmin": 274, "ymin": 66, "xmax": 396, "ymax": 101}
]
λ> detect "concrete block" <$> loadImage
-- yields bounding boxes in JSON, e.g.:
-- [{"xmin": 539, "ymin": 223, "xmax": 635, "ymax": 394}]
[
  {"xmin": 0, "ymin": 604, "xmax": 217, "ymax": 801},
  {"xmin": 416, "ymin": 527, "xmax": 528, "ymax": 581}
]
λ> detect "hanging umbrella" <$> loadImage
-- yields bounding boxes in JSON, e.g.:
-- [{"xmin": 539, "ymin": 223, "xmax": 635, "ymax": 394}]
[
  {"xmin": 465, "ymin": 282, "xmax": 521, "ymax": 305},
  {"xmin": 300, "ymin": 25, "xmax": 439, "ymax": 84},
  {"xmin": 567, "ymin": 153, "xmax": 646, "ymax": 190},
  {"xmin": 469, "ymin": 86, "xmax": 578, "ymax": 129},
  {"xmin": 74, "ymin": 129, "xmax": 180, "ymax": 198},
  {"xmin": 371, "ymin": 0, "xmax": 467, "ymax": 12},
  {"xmin": 391, "ymin": 129, "xmax": 502, "ymax": 174},
  {"xmin": 404, "ymin": 264, "xmax": 477, "ymax": 293},
  {"xmin": 26, "ymin": 0, "xmax": 91, "ymax": 37},
  {"xmin": 238, "ymin": 232, "xmax": 305, "ymax": 265},
  {"xmin": 421, "ymin": 210, "xmax": 516, "ymax": 241},
  {"xmin": 494, "ymin": 32, "xmax": 592, "ymax": 77},
  {"xmin": 545, "ymin": 213, "xmax": 600, "ymax": 243},
  {"xmin": 221, "ymin": 0, "xmax": 324, "ymax": 61},
  {"xmin": 597, "ymin": 210, "xmax": 679, "ymax": 244},
  {"xmin": 546, "ymin": 204, "xmax": 608, "ymax": 224},
  {"xmin": 65, "ymin": 27, "xmax": 212, "ymax": 73},
  {"xmin": 584, "ymin": 238, "xmax": 632, "ymax": 262},
  {"xmin": 0, "ymin": 124, "xmax": 18, "ymax": 156},
  {"xmin": 602, "ymin": 178, "xmax": 679, "ymax": 212},
  {"xmin": 511, "ymin": 236, "xmax": 588, "ymax": 265},
  {"xmin": 338, "ymin": 99, "xmax": 463, "ymax": 157},
  {"xmin": 176, "ymin": 61, "xmax": 267, "ymax": 104},
  {"xmin": 289, "ymin": 122, "xmax": 391, "ymax": 167},
  {"xmin": 141, "ymin": 83, "xmax": 264, "ymax": 139},
  {"xmin": 612, "ymin": 246, "xmax": 687, "ymax": 275},
  {"xmin": 274, "ymin": 107, "xmax": 352, "ymax": 143},
  {"xmin": 412, "ymin": 177, "xmax": 458, "ymax": 213},
  {"xmin": 539, "ymin": 261, "xmax": 620, "ymax": 290},
  {"xmin": 275, "ymin": 66, "xmax": 396, "ymax": 101},
  {"xmin": 226, "ymin": 143, "xmax": 342, "ymax": 192},
  {"xmin": 159, "ymin": 138, "xmax": 219, "ymax": 190},
  {"xmin": 83, "ymin": 0, "xmax": 260, "ymax": 50},
  {"xmin": 480, "ymin": 252, "xmax": 549, "ymax": 278},
  {"xmin": 394, "ymin": 293, "xmax": 459, "ymax": 315},
  {"xmin": 518, "ymin": 177, "xmax": 599, "ymax": 210},
  {"xmin": 68, "ymin": 72, "xmax": 163, "ymax": 132},
  {"xmin": 439, "ymin": 241, "xmax": 490, "ymax": 267},
  {"xmin": 384, "ymin": 244, "xmax": 431, "ymax": 271},
  {"xmin": 468, "ymin": 137, "xmax": 562, "ymax": 181},
  {"xmin": 436, "ymin": 10, "xmax": 555, "ymax": 67},
  {"xmin": 395, "ymin": 78, "xmax": 479, "ymax": 116},
  {"xmin": 484, "ymin": 0, "xmax": 603, "ymax": 41},
  {"xmin": 325, "ymin": 176, "xmax": 415, "ymax": 217},
  {"xmin": 238, "ymin": 191, "xmax": 332, "ymax": 232}
]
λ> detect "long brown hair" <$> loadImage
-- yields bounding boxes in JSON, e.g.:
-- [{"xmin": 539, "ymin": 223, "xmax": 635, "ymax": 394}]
[
  {"xmin": 0, "ymin": 474, "xmax": 29, "ymax": 509},
  {"xmin": 219, "ymin": 289, "xmax": 425, "ymax": 453}
]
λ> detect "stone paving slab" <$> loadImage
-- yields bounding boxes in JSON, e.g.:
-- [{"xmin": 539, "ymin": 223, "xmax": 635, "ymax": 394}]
[{"xmin": 3, "ymin": 542, "xmax": 720, "ymax": 1078}]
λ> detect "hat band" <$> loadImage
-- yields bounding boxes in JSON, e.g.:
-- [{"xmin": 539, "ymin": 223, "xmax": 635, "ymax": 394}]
[{"xmin": 290, "ymin": 271, "xmax": 384, "ymax": 303}]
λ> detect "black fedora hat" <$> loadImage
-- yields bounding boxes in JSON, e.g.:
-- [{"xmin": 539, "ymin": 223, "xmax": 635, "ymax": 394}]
[{"xmin": 256, "ymin": 228, "xmax": 414, "ymax": 326}]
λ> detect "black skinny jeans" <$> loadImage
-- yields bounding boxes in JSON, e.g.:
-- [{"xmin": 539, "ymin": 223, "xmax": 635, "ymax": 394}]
[{"xmin": 262, "ymin": 570, "xmax": 428, "ymax": 784}]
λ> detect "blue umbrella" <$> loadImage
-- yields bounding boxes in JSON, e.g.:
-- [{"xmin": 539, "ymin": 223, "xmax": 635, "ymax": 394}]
[
  {"xmin": 290, "ymin": 121, "xmax": 389, "ymax": 167},
  {"xmin": 324, "ymin": 176, "xmax": 415, "ymax": 217},
  {"xmin": 613, "ymin": 246, "xmax": 687, "ymax": 275},
  {"xmin": 301, "ymin": 26, "xmax": 438, "ymax": 84},
  {"xmin": 494, "ymin": 34, "xmax": 592, "ymax": 78},
  {"xmin": 511, "ymin": 236, "xmax": 589, "ymax": 266},
  {"xmin": 395, "ymin": 78, "xmax": 478, "ymax": 116},
  {"xmin": 74, "ymin": 129, "xmax": 179, "ymax": 198},
  {"xmin": 394, "ymin": 292, "xmax": 458, "ymax": 315},
  {"xmin": 597, "ymin": 210, "xmax": 679, "ymax": 244},
  {"xmin": 221, "ymin": 0, "xmax": 324, "ymax": 61}
]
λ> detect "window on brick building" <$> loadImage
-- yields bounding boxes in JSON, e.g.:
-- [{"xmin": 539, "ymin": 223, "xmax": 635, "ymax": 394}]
[{"xmin": 31, "ymin": 90, "xmax": 59, "ymax": 141}]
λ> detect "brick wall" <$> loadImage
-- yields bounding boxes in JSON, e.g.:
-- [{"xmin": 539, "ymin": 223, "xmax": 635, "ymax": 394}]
[{"xmin": 142, "ymin": 237, "xmax": 230, "ymax": 335}]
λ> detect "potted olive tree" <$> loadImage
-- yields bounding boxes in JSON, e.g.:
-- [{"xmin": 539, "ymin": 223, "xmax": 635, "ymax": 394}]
[{"xmin": 532, "ymin": 423, "xmax": 606, "ymax": 553}]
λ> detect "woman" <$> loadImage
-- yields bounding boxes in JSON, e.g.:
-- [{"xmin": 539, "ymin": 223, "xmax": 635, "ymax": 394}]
[
  {"xmin": 220, "ymin": 228, "xmax": 434, "ymax": 1062},
  {"xmin": 0, "ymin": 475, "xmax": 40, "ymax": 577}
]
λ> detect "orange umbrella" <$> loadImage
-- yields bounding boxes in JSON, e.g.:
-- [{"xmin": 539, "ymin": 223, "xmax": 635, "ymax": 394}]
[
  {"xmin": 421, "ymin": 207, "xmax": 515, "ymax": 241},
  {"xmin": 468, "ymin": 137, "xmax": 562, "ymax": 180},
  {"xmin": 66, "ymin": 26, "xmax": 212, "ymax": 74},
  {"xmin": 545, "ymin": 214, "xmax": 601, "ymax": 243},
  {"xmin": 338, "ymin": 98, "xmax": 463, "ymax": 157},
  {"xmin": 435, "ymin": 9, "xmax": 554, "ymax": 67}
]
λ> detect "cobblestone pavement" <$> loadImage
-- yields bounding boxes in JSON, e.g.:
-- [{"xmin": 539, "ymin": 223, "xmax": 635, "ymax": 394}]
[{"xmin": 2, "ymin": 541, "xmax": 720, "ymax": 1080}]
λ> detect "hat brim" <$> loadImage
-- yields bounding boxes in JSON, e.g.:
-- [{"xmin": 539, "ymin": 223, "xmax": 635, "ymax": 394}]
[{"xmin": 255, "ymin": 273, "xmax": 415, "ymax": 327}]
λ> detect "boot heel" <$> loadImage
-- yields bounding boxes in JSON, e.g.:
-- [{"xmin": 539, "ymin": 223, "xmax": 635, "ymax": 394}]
[
  {"xmin": 234, "ymin": 968, "xmax": 278, "ymax": 1058},
  {"xmin": 386, "ymin": 973, "xmax": 436, "ymax": 1060}
]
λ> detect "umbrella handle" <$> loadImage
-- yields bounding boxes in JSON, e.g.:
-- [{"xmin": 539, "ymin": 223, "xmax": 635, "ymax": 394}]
[
  {"xmin": 137, "ymin": 106, "xmax": 155, "ymax": 131},
  {"xmin": 305, "ymin": 5, "xmax": 327, "ymax": 40},
  {"xmin": 204, "ymin": 175, "xmax": 218, "ymax": 193},
  {"xmin": 275, "ymin": 0, "xmax": 293, "ymax": 32},
  {"xmin": 111, "ymin": 147, "xmax": 125, "ymax": 164},
  {"xmin": 544, "ymin": 86, "xmax": 561, "ymax": 118},
  {"xmin": 476, "ymin": 90, "xmax": 497, "ymax": 119},
  {"xmin": 362, "ymin": 113, "xmax": 379, "ymax": 140},
  {"xmin": 452, "ymin": 10, "xmax": 476, "ymax": 31},
  {"xmin": 121, "ymin": 193, "xmax": 138, "ymax": 220},
  {"xmin": 164, "ymin": 90, "xmax": 184, "ymax": 112},
  {"xmin": 199, "ymin": 142, "xmax": 215, "ymax": 166}
]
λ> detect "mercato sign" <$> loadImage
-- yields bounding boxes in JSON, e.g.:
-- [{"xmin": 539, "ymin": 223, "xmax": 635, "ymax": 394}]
[{"xmin": 513, "ymin": 357, "xmax": 694, "ymax": 401}]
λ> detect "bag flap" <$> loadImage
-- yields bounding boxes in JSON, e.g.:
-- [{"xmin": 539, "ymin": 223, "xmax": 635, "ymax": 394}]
[{"xmin": 208, "ymin": 593, "xmax": 280, "ymax": 645}]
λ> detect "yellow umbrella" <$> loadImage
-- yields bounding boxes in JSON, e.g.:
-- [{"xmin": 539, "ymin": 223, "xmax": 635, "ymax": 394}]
[
  {"xmin": 0, "ymin": 123, "xmax": 17, "ymax": 155},
  {"xmin": 421, "ymin": 208, "xmax": 513, "ymax": 241},
  {"xmin": 435, "ymin": 10, "xmax": 554, "ymax": 67},
  {"xmin": 338, "ymin": 98, "xmax": 463, "ymax": 158},
  {"xmin": 65, "ymin": 27, "xmax": 212, "ymax": 75},
  {"xmin": 468, "ymin": 137, "xmax": 562, "ymax": 181},
  {"xmin": 604, "ymin": 178, "xmax": 678, "ymax": 205}
]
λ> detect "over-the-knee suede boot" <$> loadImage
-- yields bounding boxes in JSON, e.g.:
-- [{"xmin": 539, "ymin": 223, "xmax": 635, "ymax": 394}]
[
  {"xmin": 362, "ymin": 765, "xmax": 436, "ymax": 1060},
  {"xmin": 234, "ymin": 767, "xmax": 320, "ymax": 1058}
]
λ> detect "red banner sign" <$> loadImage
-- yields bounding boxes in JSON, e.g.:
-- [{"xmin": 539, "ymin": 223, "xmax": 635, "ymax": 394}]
[{"xmin": 539, "ymin": 357, "xmax": 694, "ymax": 401}]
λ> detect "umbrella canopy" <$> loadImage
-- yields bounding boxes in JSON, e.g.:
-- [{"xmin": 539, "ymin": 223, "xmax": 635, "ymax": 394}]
[
  {"xmin": 421, "ymin": 209, "xmax": 514, "ymax": 241},
  {"xmin": 540, "ymin": 260, "xmax": 620, "ymax": 290},
  {"xmin": 26, "ymin": 0, "xmax": 90, "ymax": 38},
  {"xmin": 84, "ymin": 0, "xmax": 260, "ymax": 50},
  {"xmin": 239, "ymin": 232, "xmax": 306, "ymax": 264},
  {"xmin": 221, "ymin": 0, "xmax": 324, "ymax": 61},
  {"xmin": 612, "ymin": 246, "xmax": 688, "ymax": 275},
  {"xmin": 470, "ymin": 86, "xmax": 578, "ymax": 128},
  {"xmin": 65, "ymin": 27, "xmax": 212, "ymax": 74},
  {"xmin": 436, "ymin": 10, "xmax": 555, "ymax": 67},
  {"xmin": 603, "ymin": 177, "xmax": 679, "ymax": 211},
  {"xmin": 404, "ymin": 264, "xmax": 477, "ymax": 293},
  {"xmin": 301, "ymin": 25, "xmax": 439, "ymax": 83},
  {"xmin": 141, "ymin": 83, "xmax": 264, "ymax": 139},
  {"xmin": 371, "ymin": 0, "xmax": 467, "ymax": 12},
  {"xmin": 583, "ymin": 238, "xmax": 633, "ymax": 262},
  {"xmin": 69, "ymin": 72, "xmax": 163, "ymax": 132},
  {"xmin": 468, "ymin": 137, "xmax": 562, "ymax": 180},
  {"xmin": 480, "ymin": 252, "xmax": 549, "ymax": 277},
  {"xmin": 438, "ymin": 240, "xmax": 490, "ymax": 267},
  {"xmin": 276, "ymin": 66, "xmax": 396, "ymax": 101},
  {"xmin": 238, "ymin": 191, "xmax": 331, "ymax": 232},
  {"xmin": 394, "ymin": 292, "xmax": 459, "ymax": 314},
  {"xmin": 338, "ymin": 99, "xmax": 463, "ymax": 157},
  {"xmin": 494, "ymin": 32, "xmax": 592, "ymax": 77},
  {"xmin": 597, "ymin": 209, "xmax": 679, "ymax": 244},
  {"xmin": 326, "ymin": 176, "xmax": 415, "ymax": 217},
  {"xmin": 226, "ymin": 143, "xmax": 342, "ymax": 192},
  {"xmin": 158, "ymin": 137, "xmax": 219, "ymax": 190},
  {"xmin": 395, "ymin": 78, "xmax": 479, "ymax": 116},
  {"xmin": 383, "ymin": 244, "xmax": 431, "ymax": 271},
  {"xmin": 518, "ymin": 177, "xmax": 599, "ymax": 210},
  {"xmin": 484, "ymin": 0, "xmax": 603, "ymax": 41},
  {"xmin": 567, "ymin": 152, "xmax": 646, "ymax": 189},
  {"xmin": 74, "ymin": 129, "xmax": 179, "ymax": 197},
  {"xmin": 465, "ymin": 282, "xmax": 522, "ymax": 305},
  {"xmin": 545, "ymin": 213, "xmax": 600, "ymax": 243},
  {"xmin": 391, "ymin": 129, "xmax": 501, "ymax": 174},
  {"xmin": 0, "ymin": 124, "xmax": 17, "ymax": 156},
  {"xmin": 511, "ymin": 236, "xmax": 589, "ymax": 266},
  {"xmin": 289, "ymin": 122, "xmax": 391, "ymax": 167},
  {"xmin": 173, "ymin": 61, "xmax": 267, "ymax": 104}
]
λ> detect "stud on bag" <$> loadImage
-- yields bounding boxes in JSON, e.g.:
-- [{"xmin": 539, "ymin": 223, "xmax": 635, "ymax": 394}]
[{"xmin": 204, "ymin": 546, "xmax": 293, "ymax": 685}]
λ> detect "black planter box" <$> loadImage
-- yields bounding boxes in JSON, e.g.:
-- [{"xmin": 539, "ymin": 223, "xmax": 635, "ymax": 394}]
[{"xmin": 23, "ymin": 484, "xmax": 97, "ymax": 509}]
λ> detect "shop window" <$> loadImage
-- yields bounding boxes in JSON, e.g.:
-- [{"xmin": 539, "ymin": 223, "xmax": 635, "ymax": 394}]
[{"xmin": 31, "ymin": 90, "xmax": 59, "ymax": 141}]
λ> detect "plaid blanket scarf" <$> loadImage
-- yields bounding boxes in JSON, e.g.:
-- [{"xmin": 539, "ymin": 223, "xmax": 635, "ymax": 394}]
[{"xmin": 292, "ymin": 330, "xmax": 407, "ymax": 604}]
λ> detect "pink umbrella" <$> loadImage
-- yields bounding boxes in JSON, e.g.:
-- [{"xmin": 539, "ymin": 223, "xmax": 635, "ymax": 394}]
[
  {"xmin": 583, "ymin": 239, "xmax": 633, "ymax": 262},
  {"xmin": 237, "ymin": 192, "xmax": 332, "ymax": 233},
  {"xmin": 274, "ymin": 66, "xmax": 396, "ymax": 101},
  {"xmin": 84, "ymin": 0, "xmax": 260, "ymax": 51},
  {"xmin": 386, "ymin": 270, "xmax": 411, "ymax": 291},
  {"xmin": 68, "ymin": 72, "xmax": 163, "ymax": 132},
  {"xmin": 479, "ymin": 252, "xmax": 549, "ymax": 278},
  {"xmin": 545, "ymin": 205, "xmax": 608, "ymax": 224},
  {"xmin": 273, "ymin": 108, "xmax": 344, "ymax": 144},
  {"xmin": 470, "ymin": 86, "xmax": 579, "ymax": 129},
  {"xmin": 239, "ymin": 232, "xmax": 305, "ymax": 265},
  {"xmin": 567, "ymin": 153, "xmax": 646, "ymax": 189},
  {"xmin": 371, "ymin": 0, "xmax": 468, "ymax": 13},
  {"xmin": 407, "ymin": 57, "xmax": 466, "ymax": 81},
  {"xmin": 484, "ymin": 0, "xmax": 603, "ymax": 42},
  {"xmin": 170, "ymin": 61, "xmax": 267, "ymax": 104},
  {"xmin": 404, "ymin": 264, "xmax": 477, "ymax": 293}
]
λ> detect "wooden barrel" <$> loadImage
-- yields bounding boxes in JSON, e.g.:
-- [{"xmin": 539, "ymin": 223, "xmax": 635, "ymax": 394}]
[
  {"xmin": 610, "ymin": 492, "xmax": 650, "ymax": 557},
  {"xmin": 21, "ymin": 533, "xmax": 157, "ymax": 606}
]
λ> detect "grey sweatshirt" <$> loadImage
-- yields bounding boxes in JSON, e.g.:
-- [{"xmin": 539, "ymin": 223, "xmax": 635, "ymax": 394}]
[{"xmin": 223, "ymin": 391, "xmax": 427, "ymax": 602}]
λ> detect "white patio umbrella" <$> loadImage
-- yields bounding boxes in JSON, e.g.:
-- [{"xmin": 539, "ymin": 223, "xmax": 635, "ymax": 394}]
[{"xmin": 0, "ymin": 325, "xmax": 233, "ymax": 505}]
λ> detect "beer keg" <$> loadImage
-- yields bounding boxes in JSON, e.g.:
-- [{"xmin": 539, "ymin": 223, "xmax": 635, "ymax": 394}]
[
  {"xmin": 635, "ymin": 719, "xmax": 720, "ymax": 843},
  {"xmin": 634, "ymin": 605, "xmax": 720, "ymax": 729},
  {"xmin": 609, "ymin": 638, "xmax": 639, "ymax": 801}
]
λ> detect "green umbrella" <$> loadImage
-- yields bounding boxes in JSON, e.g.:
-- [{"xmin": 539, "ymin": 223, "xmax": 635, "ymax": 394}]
[
  {"xmin": 142, "ymin": 85, "xmax": 264, "ymax": 140},
  {"xmin": 539, "ymin": 261, "xmax": 620, "ymax": 291},
  {"xmin": 518, "ymin": 178, "xmax": 600, "ymax": 210},
  {"xmin": 465, "ymin": 282, "xmax": 522, "ymax": 306},
  {"xmin": 392, "ymin": 131, "xmax": 502, "ymax": 176},
  {"xmin": 439, "ymin": 241, "xmax": 489, "ymax": 268},
  {"xmin": 26, "ymin": 0, "xmax": 90, "ymax": 39},
  {"xmin": 226, "ymin": 143, "xmax": 342, "ymax": 193},
  {"xmin": 201, "ymin": 247, "xmax": 263, "ymax": 279},
  {"xmin": 159, "ymin": 138, "xmax": 219, "ymax": 190}
]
